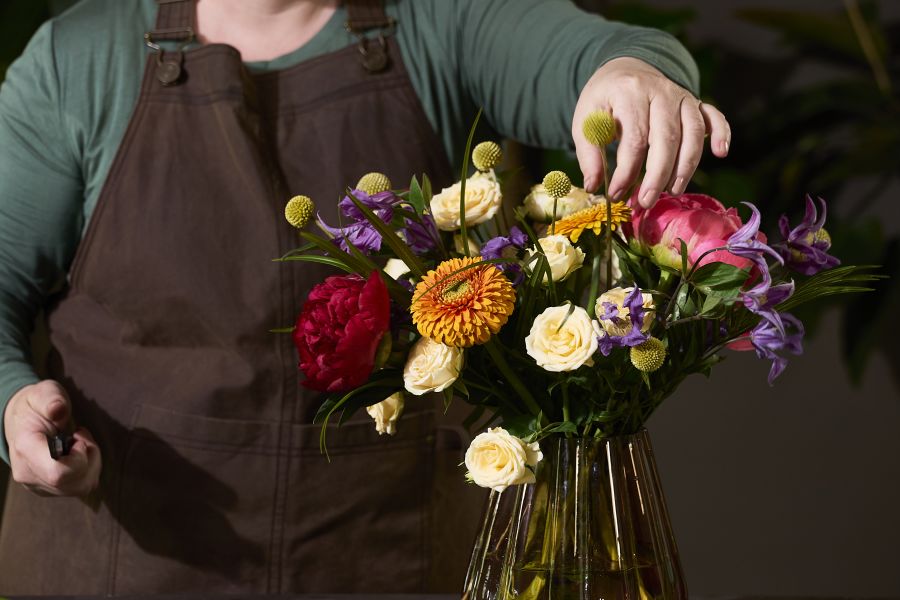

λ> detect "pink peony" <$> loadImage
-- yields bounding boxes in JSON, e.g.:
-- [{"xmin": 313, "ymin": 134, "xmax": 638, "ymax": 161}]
[
  {"xmin": 292, "ymin": 272, "xmax": 391, "ymax": 393},
  {"xmin": 629, "ymin": 192, "xmax": 765, "ymax": 272}
]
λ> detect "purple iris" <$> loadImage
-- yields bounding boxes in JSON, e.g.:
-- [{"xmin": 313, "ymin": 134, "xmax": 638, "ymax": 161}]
[
  {"xmin": 749, "ymin": 311, "xmax": 804, "ymax": 385},
  {"xmin": 726, "ymin": 202, "xmax": 784, "ymax": 297},
  {"xmin": 481, "ymin": 226, "xmax": 529, "ymax": 284},
  {"xmin": 318, "ymin": 189, "xmax": 402, "ymax": 254},
  {"xmin": 597, "ymin": 287, "xmax": 650, "ymax": 356},
  {"xmin": 402, "ymin": 213, "xmax": 440, "ymax": 254},
  {"xmin": 774, "ymin": 196, "xmax": 840, "ymax": 276}
]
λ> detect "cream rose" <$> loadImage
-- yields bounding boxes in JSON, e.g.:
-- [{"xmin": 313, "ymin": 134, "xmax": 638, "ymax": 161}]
[
  {"xmin": 523, "ymin": 184, "xmax": 594, "ymax": 222},
  {"xmin": 430, "ymin": 172, "xmax": 502, "ymax": 231},
  {"xmin": 526, "ymin": 235, "xmax": 585, "ymax": 284},
  {"xmin": 464, "ymin": 427, "xmax": 543, "ymax": 493},
  {"xmin": 525, "ymin": 305, "xmax": 601, "ymax": 372},
  {"xmin": 366, "ymin": 392, "xmax": 404, "ymax": 436},
  {"xmin": 403, "ymin": 337, "xmax": 464, "ymax": 395},
  {"xmin": 594, "ymin": 287, "xmax": 655, "ymax": 337},
  {"xmin": 383, "ymin": 258, "xmax": 411, "ymax": 281}
]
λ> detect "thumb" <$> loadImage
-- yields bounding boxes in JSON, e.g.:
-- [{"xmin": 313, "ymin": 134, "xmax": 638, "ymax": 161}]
[{"xmin": 26, "ymin": 381, "xmax": 72, "ymax": 432}]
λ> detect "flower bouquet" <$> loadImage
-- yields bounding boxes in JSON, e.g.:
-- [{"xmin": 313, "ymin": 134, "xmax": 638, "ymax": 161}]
[{"xmin": 277, "ymin": 112, "xmax": 879, "ymax": 599}]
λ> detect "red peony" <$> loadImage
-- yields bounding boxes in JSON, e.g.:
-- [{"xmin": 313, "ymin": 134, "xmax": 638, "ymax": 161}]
[
  {"xmin": 292, "ymin": 272, "xmax": 390, "ymax": 392},
  {"xmin": 629, "ymin": 192, "xmax": 765, "ymax": 272}
]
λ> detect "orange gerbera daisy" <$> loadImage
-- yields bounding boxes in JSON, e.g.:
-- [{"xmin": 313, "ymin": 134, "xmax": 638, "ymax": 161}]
[
  {"xmin": 552, "ymin": 200, "xmax": 631, "ymax": 243},
  {"xmin": 411, "ymin": 257, "xmax": 516, "ymax": 348}
]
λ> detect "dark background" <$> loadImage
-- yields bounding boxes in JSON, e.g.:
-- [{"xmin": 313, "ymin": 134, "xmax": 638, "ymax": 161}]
[{"xmin": 1, "ymin": 0, "xmax": 898, "ymax": 595}]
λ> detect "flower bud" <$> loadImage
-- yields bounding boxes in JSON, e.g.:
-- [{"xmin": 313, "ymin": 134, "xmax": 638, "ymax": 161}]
[
  {"xmin": 582, "ymin": 110, "xmax": 617, "ymax": 147},
  {"xmin": 356, "ymin": 172, "xmax": 392, "ymax": 195},
  {"xmin": 472, "ymin": 141, "xmax": 503, "ymax": 172},
  {"xmin": 285, "ymin": 195, "xmax": 315, "ymax": 229},
  {"xmin": 542, "ymin": 171, "xmax": 572, "ymax": 200},
  {"xmin": 630, "ymin": 337, "xmax": 666, "ymax": 372}
]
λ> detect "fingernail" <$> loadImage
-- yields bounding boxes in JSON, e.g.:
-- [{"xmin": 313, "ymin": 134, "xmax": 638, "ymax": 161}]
[
  {"xmin": 607, "ymin": 186, "xmax": 621, "ymax": 201},
  {"xmin": 583, "ymin": 176, "xmax": 597, "ymax": 193},
  {"xmin": 639, "ymin": 188, "xmax": 658, "ymax": 208},
  {"xmin": 672, "ymin": 177, "xmax": 686, "ymax": 195},
  {"xmin": 721, "ymin": 139, "xmax": 730, "ymax": 155}
]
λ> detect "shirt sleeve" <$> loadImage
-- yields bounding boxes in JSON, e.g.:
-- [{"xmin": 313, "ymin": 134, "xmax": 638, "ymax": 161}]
[
  {"xmin": 455, "ymin": 0, "xmax": 700, "ymax": 150},
  {"xmin": 0, "ymin": 21, "xmax": 85, "ymax": 464}
]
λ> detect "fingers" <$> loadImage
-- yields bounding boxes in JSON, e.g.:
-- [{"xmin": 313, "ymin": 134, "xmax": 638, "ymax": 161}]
[
  {"xmin": 5, "ymin": 381, "xmax": 102, "ymax": 497},
  {"xmin": 637, "ymin": 98, "xmax": 682, "ymax": 208},
  {"xmin": 607, "ymin": 101, "xmax": 649, "ymax": 202},
  {"xmin": 668, "ymin": 99, "xmax": 706, "ymax": 196},
  {"xmin": 700, "ymin": 102, "xmax": 731, "ymax": 158},
  {"xmin": 24, "ymin": 380, "xmax": 72, "ymax": 433}
]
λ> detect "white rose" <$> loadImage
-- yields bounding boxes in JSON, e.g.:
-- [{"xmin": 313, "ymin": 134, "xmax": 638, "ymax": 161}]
[
  {"xmin": 383, "ymin": 258, "xmax": 411, "ymax": 281},
  {"xmin": 523, "ymin": 184, "xmax": 594, "ymax": 222},
  {"xmin": 366, "ymin": 392, "xmax": 404, "ymax": 435},
  {"xmin": 403, "ymin": 337, "xmax": 464, "ymax": 395},
  {"xmin": 526, "ymin": 235, "xmax": 585, "ymax": 284},
  {"xmin": 464, "ymin": 427, "xmax": 543, "ymax": 493},
  {"xmin": 595, "ymin": 287, "xmax": 655, "ymax": 337},
  {"xmin": 430, "ymin": 172, "xmax": 502, "ymax": 231},
  {"xmin": 525, "ymin": 304, "xmax": 601, "ymax": 372}
]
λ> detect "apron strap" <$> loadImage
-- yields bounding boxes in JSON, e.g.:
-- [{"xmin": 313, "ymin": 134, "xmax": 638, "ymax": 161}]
[
  {"xmin": 345, "ymin": 0, "xmax": 395, "ymax": 73},
  {"xmin": 144, "ymin": 0, "xmax": 196, "ymax": 86},
  {"xmin": 151, "ymin": 0, "xmax": 196, "ymax": 41},
  {"xmin": 345, "ymin": 0, "xmax": 394, "ymax": 33}
]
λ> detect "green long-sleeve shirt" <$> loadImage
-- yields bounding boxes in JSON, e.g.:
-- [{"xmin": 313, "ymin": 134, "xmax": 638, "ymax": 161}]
[{"xmin": 0, "ymin": 0, "xmax": 698, "ymax": 463}]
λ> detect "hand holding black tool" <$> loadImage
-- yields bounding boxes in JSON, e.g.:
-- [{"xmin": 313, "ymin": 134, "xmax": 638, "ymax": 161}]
[{"xmin": 3, "ymin": 380, "xmax": 102, "ymax": 496}]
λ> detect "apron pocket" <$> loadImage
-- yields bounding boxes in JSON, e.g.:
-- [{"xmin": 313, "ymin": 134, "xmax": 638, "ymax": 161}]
[
  {"xmin": 110, "ymin": 403, "xmax": 278, "ymax": 594},
  {"xmin": 280, "ymin": 409, "xmax": 436, "ymax": 593}
]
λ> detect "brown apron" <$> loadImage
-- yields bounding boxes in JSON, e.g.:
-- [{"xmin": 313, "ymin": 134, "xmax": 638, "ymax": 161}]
[{"xmin": 0, "ymin": 0, "xmax": 485, "ymax": 594}]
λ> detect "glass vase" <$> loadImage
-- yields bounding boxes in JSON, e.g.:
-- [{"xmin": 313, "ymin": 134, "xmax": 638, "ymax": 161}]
[{"xmin": 462, "ymin": 430, "xmax": 686, "ymax": 600}]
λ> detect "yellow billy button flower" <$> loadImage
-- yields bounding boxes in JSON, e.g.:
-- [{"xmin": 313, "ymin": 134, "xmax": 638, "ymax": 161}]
[
  {"xmin": 542, "ymin": 171, "xmax": 572, "ymax": 200},
  {"xmin": 472, "ymin": 141, "xmax": 503, "ymax": 172},
  {"xmin": 356, "ymin": 172, "xmax": 392, "ymax": 195},
  {"xmin": 284, "ymin": 195, "xmax": 315, "ymax": 229},
  {"xmin": 630, "ymin": 337, "xmax": 667, "ymax": 373},
  {"xmin": 582, "ymin": 110, "xmax": 617, "ymax": 147},
  {"xmin": 411, "ymin": 257, "xmax": 516, "ymax": 348}
]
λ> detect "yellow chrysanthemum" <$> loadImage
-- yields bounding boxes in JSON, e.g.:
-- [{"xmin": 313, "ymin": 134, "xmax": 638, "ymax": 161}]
[
  {"xmin": 285, "ymin": 195, "xmax": 315, "ymax": 229},
  {"xmin": 411, "ymin": 257, "xmax": 516, "ymax": 348},
  {"xmin": 552, "ymin": 201, "xmax": 631, "ymax": 243},
  {"xmin": 356, "ymin": 172, "xmax": 392, "ymax": 195},
  {"xmin": 630, "ymin": 337, "xmax": 666, "ymax": 373},
  {"xmin": 472, "ymin": 141, "xmax": 503, "ymax": 172},
  {"xmin": 582, "ymin": 110, "xmax": 617, "ymax": 147}
]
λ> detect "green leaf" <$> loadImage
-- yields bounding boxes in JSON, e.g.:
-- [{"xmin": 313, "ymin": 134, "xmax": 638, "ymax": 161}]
[
  {"xmin": 273, "ymin": 254, "xmax": 356, "ymax": 274},
  {"xmin": 679, "ymin": 239, "xmax": 689, "ymax": 274},
  {"xmin": 691, "ymin": 262, "xmax": 750, "ymax": 293},
  {"xmin": 346, "ymin": 192, "xmax": 428, "ymax": 277},
  {"xmin": 458, "ymin": 109, "xmax": 483, "ymax": 256},
  {"xmin": 269, "ymin": 326, "xmax": 296, "ymax": 334},
  {"xmin": 408, "ymin": 176, "xmax": 426, "ymax": 215}
]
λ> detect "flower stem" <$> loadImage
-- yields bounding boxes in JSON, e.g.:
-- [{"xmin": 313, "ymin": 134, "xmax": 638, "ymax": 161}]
[
  {"xmin": 586, "ymin": 235, "xmax": 603, "ymax": 318},
  {"xmin": 484, "ymin": 338, "xmax": 543, "ymax": 419}
]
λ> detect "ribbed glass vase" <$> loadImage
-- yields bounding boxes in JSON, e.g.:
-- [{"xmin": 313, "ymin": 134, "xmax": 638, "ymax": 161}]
[{"xmin": 462, "ymin": 430, "xmax": 686, "ymax": 600}]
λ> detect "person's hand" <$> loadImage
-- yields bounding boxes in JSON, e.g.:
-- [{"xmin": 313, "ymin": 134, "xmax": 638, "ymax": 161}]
[
  {"xmin": 4, "ymin": 380, "xmax": 101, "ymax": 497},
  {"xmin": 573, "ymin": 56, "xmax": 731, "ymax": 208}
]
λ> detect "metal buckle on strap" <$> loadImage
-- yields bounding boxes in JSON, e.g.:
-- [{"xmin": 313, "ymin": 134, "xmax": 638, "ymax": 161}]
[
  {"xmin": 344, "ymin": 18, "xmax": 395, "ymax": 73},
  {"xmin": 144, "ymin": 27, "xmax": 196, "ymax": 86}
]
